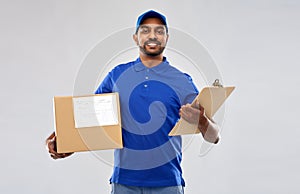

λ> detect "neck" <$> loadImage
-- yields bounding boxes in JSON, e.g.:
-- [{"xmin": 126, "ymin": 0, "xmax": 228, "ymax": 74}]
[{"xmin": 139, "ymin": 53, "xmax": 164, "ymax": 68}]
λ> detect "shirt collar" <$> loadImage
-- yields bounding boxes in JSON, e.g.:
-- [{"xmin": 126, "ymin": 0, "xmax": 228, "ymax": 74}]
[{"xmin": 134, "ymin": 57, "xmax": 170, "ymax": 72}]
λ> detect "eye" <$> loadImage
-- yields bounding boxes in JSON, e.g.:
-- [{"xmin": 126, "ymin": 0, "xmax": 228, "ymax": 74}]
[
  {"xmin": 155, "ymin": 28, "xmax": 165, "ymax": 35},
  {"xmin": 140, "ymin": 27, "xmax": 150, "ymax": 34}
]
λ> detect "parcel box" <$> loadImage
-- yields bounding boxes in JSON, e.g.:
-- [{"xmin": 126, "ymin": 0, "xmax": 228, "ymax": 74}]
[{"xmin": 53, "ymin": 93, "xmax": 123, "ymax": 153}]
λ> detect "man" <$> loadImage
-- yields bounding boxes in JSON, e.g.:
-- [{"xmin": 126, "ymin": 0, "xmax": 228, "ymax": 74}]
[{"xmin": 46, "ymin": 10, "xmax": 220, "ymax": 194}]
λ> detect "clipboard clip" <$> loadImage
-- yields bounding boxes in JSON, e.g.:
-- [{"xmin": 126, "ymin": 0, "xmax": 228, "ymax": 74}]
[{"xmin": 212, "ymin": 79, "xmax": 223, "ymax": 87}]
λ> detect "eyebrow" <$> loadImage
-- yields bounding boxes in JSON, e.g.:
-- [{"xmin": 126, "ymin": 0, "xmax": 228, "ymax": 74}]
[
  {"xmin": 140, "ymin": 25, "xmax": 165, "ymax": 30},
  {"xmin": 136, "ymin": 25, "xmax": 166, "ymax": 34},
  {"xmin": 140, "ymin": 24, "xmax": 165, "ymax": 27},
  {"xmin": 140, "ymin": 25, "xmax": 151, "ymax": 29}
]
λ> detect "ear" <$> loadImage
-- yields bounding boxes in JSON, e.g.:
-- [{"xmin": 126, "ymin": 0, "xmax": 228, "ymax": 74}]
[
  {"xmin": 133, "ymin": 34, "xmax": 138, "ymax": 46},
  {"xmin": 165, "ymin": 33, "xmax": 169, "ymax": 46}
]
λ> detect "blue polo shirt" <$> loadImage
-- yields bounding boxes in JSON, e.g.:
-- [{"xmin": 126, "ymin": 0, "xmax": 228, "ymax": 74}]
[{"xmin": 95, "ymin": 57, "xmax": 198, "ymax": 187}]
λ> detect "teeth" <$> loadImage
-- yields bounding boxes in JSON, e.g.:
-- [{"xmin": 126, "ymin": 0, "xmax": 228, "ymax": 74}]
[{"xmin": 148, "ymin": 43, "xmax": 157, "ymax": 46}]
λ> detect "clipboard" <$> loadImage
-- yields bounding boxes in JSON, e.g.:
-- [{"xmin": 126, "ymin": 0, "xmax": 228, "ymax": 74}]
[
  {"xmin": 169, "ymin": 79, "xmax": 235, "ymax": 136},
  {"xmin": 54, "ymin": 93, "xmax": 123, "ymax": 153}
]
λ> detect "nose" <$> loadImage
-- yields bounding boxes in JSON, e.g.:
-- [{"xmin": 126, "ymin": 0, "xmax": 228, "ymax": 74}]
[{"xmin": 148, "ymin": 29, "xmax": 157, "ymax": 39}]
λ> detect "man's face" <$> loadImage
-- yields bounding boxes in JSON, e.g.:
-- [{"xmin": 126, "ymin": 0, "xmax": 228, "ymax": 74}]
[{"xmin": 134, "ymin": 18, "xmax": 169, "ymax": 57}]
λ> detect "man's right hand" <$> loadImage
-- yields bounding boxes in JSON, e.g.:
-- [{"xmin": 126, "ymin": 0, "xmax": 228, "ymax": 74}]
[{"xmin": 46, "ymin": 132, "xmax": 74, "ymax": 160}]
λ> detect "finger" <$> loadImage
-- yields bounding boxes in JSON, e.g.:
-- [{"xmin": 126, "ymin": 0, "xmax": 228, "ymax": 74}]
[
  {"xmin": 183, "ymin": 105, "xmax": 200, "ymax": 117},
  {"xmin": 199, "ymin": 107, "xmax": 206, "ymax": 117},
  {"xmin": 50, "ymin": 154, "xmax": 59, "ymax": 160},
  {"xmin": 192, "ymin": 100, "xmax": 200, "ymax": 109},
  {"xmin": 55, "ymin": 151, "xmax": 74, "ymax": 158},
  {"xmin": 180, "ymin": 109, "xmax": 193, "ymax": 120},
  {"xmin": 64, "ymin": 152, "xmax": 74, "ymax": 157},
  {"xmin": 62, "ymin": 153, "xmax": 71, "ymax": 157},
  {"xmin": 47, "ymin": 141, "xmax": 57, "ymax": 154},
  {"xmin": 181, "ymin": 104, "xmax": 193, "ymax": 112},
  {"xmin": 50, "ymin": 153, "xmax": 65, "ymax": 159},
  {"xmin": 46, "ymin": 132, "xmax": 55, "ymax": 142},
  {"xmin": 199, "ymin": 105, "xmax": 204, "ymax": 112},
  {"xmin": 179, "ymin": 106, "xmax": 187, "ymax": 117},
  {"xmin": 184, "ymin": 105, "xmax": 200, "ymax": 115},
  {"xmin": 49, "ymin": 131, "xmax": 56, "ymax": 140},
  {"xmin": 180, "ymin": 110, "xmax": 188, "ymax": 118}
]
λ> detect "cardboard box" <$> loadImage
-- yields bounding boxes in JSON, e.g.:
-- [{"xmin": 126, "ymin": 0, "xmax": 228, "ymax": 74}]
[{"xmin": 53, "ymin": 93, "xmax": 123, "ymax": 153}]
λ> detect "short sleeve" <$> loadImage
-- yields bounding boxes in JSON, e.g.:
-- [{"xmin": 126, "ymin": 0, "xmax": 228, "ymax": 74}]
[
  {"xmin": 182, "ymin": 73, "xmax": 199, "ymax": 105},
  {"xmin": 94, "ymin": 72, "xmax": 113, "ymax": 94}
]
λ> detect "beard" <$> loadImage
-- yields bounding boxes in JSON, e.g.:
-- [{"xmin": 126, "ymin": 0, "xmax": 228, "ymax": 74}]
[
  {"xmin": 139, "ymin": 45, "xmax": 166, "ymax": 56},
  {"xmin": 139, "ymin": 39, "xmax": 166, "ymax": 57}
]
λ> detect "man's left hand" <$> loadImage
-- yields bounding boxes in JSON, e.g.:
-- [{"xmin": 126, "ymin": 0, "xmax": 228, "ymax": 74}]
[
  {"xmin": 179, "ymin": 102, "xmax": 219, "ymax": 144},
  {"xmin": 179, "ymin": 102, "xmax": 208, "ymax": 129}
]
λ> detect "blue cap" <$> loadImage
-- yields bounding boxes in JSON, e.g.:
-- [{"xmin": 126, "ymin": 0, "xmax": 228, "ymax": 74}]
[{"xmin": 136, "ymin": 10, "xmax": 168, "ymax": 33}]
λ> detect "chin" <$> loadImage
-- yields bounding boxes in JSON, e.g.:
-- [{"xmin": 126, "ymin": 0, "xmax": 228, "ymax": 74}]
[
  {"xmin": 146, "ymin": 52, "xmax": 162, "ymax": 57},
  {"xmin": 141, "ymin": 46, "xmax": 165, "ymax": 57}
]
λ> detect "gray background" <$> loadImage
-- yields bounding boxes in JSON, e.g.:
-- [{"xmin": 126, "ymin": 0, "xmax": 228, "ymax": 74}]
[{"xmin": 1, "ymin": 0, "xmax": 299, "ymax": 193}]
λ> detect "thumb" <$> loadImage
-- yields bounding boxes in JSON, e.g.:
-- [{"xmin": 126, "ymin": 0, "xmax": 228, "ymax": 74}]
[
  {"xmin": 199, "ymin": 104, "xmax": 205, "ymax": 115},
  {"xmin": 192, "ymin": 99, "xmax": 200, "ymax": 109}
]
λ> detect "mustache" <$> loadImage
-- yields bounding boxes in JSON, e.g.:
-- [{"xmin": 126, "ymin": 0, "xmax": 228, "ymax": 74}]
[{"xmin": 144, "ymin": 39, "xmax": 161, "ymax": 46}]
